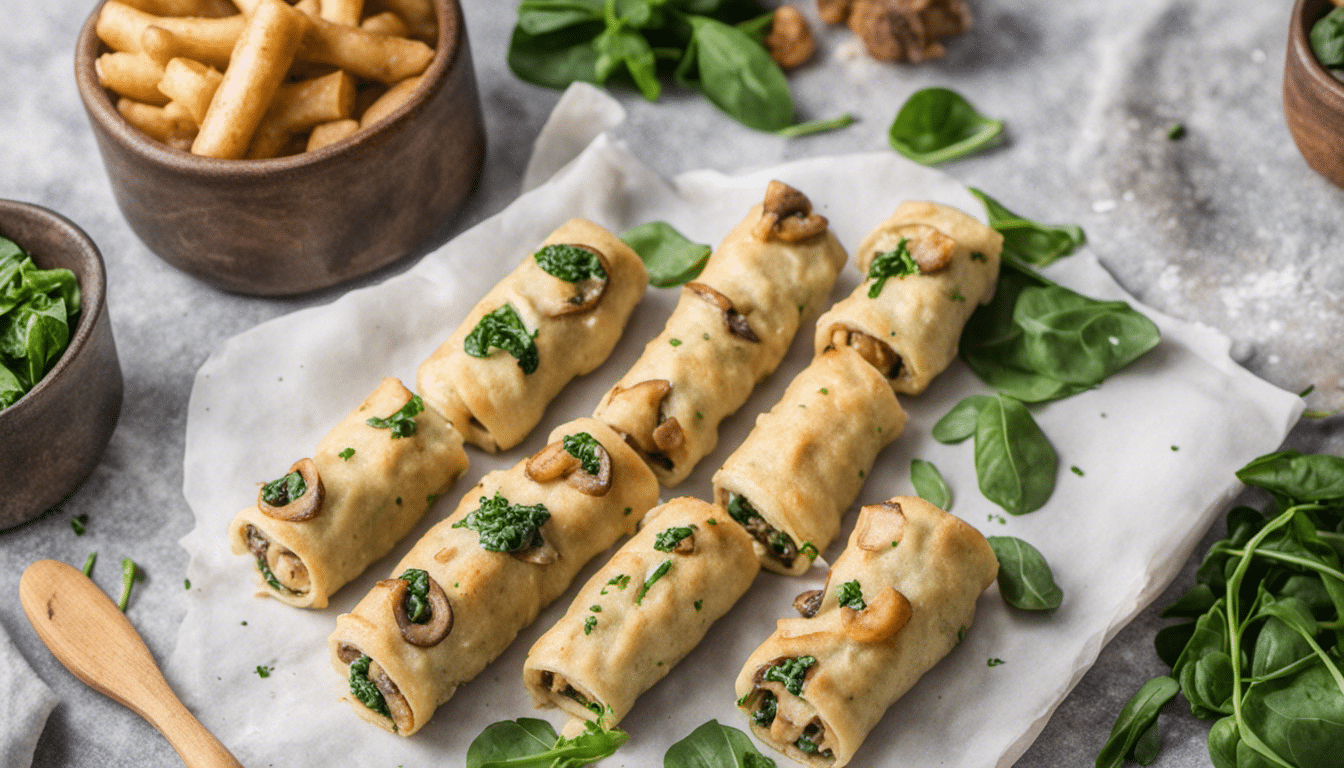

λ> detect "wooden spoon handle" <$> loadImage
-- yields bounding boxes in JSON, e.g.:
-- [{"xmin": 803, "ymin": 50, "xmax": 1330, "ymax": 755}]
[{"xmin": 20, "ymin": 559, "xmax": 244, "ymax": 768}]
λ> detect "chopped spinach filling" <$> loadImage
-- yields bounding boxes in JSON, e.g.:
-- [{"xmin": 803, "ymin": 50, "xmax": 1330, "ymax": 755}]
[
  {"xmin": 397, "ymin": 568, "xmax": 431, "ymax": 623},
  {"xmin": 463, "ymin": 304, "xmax": 539, "ymax": 374},
  {"xmin": 752, "ymin": 691, "xmax": 777, "ymax": 727},
  {"xmin": 562, "ymin": 431, "xmax": 603, "ymax": 475},
  {"xmin": 365, "ymin": 394, "xmax": 424, "ymax": 439},
  {"xmin": 452, "ymin": 492, "xmax": 550, "ymax": 553},
  {"xmin": 534, "ymin": 243, "xmax": 606, "ymax": 283},
  {"xmin": 762, "ymin": 655, "xmax": 815, "ymax": 697},
  {"xmin": 653, "ymin": 525, "xmax": 697, "ymax": 553},
  {"xmin": 348, "ymin": 655, "xmax": 391, "ymax": 720},
  {"xmin": 260, "ymin": 471, "xmax": 306, "ymax": 506}
]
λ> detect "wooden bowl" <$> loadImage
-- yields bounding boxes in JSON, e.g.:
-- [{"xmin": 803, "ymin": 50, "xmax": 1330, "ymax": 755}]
[
  {"xmin": 74, "ymin": 0, "xmax": 486, "ymax": 296},
  {"xmin": 1285, "ymin": 0, "xmax": 1344, "ymax": 189},
  {"xmin": 0, "ymin": 200, "xmax": 123, "ymax": 530}
]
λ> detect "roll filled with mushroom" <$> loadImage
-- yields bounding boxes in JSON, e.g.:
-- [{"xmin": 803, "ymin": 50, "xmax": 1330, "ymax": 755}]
[
  {"xmin": 592, "ymin": 181, "xmax": 847, "ymax": 486},
  {"xmin": 227, "ymin": 377, "xmax": 468, "ymax": 609},
  {"xmin": 329, "ymin": 417, "xmax": 659, "ymax": 735},
  {"xmin": 523, "ymin": 496, "xmax": 759, "ymax": 730},
  {"xmin": 813, "ymin": 201, "xmax": 1002, "ymax": 395},
  {"xmin": 712, "ymin": 345, "xmax": 907, "ymax": 576},
  {"xmin": 418, "ymin": 219, "xmax": 648, "ymax": 452},
  {"xmin": 734, "ymin": 496, "xmax": 998, "ymax": 767}
]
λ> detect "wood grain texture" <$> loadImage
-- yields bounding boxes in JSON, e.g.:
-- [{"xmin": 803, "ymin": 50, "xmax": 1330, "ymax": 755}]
[
  {"xmin": 1284, "ymin": 0, "xmax": 1344, "ymax": 190},
  {"xmin": 20, "ymin": 559, "xmax": 244, "ymax": 768}
]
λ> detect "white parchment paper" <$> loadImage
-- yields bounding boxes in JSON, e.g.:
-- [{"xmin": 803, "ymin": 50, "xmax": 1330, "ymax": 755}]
[{"xmin": 172, "ymin": 87, "xmax": 1302, "ymax": 767}]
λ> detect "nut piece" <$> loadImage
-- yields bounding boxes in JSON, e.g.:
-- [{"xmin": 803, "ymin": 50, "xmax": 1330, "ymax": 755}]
[
  {"xmin": 828, "ymin": 327, "xmax": 903, "ymax": 379},
  {"xmin": 818, "ymin": 0, "xmax": 854, "ymax": 24},
  {"xmin": 525, "ymin": 439, "xmax": 613, "ymax": 496},
  {"xmin": 685, "ymin": 282, "xmax": 760, "ymax": 342},
  {"xmin": 766, "ymin": 6, "xmax": 816, "ymax": 70},
  {"xmin": 545, "ymin": 245, "xmax": 611, "ymax": 317},
  {"xmin": 258, "ymin": 457, "xmax": 324, "ymax": 522},
  {"xmin": 752, "ymin": 180, "xmax": 829, "ymax": 243},
  {"xmin": 383, "ymin": 575, "xmax": 453, "ymax": 648},
  {"xmin": 841, "ymin": 586, "xmax": 912, "ymax": 642},
  {"xmin": 848, "ymin": 0, "xmax": 973, "ymax": 63}
]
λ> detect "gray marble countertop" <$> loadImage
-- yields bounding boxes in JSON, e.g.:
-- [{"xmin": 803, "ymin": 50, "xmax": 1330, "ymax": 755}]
[{"xmin": 3, "ymin": 1, "xmax": 1342, "ymax": 766}]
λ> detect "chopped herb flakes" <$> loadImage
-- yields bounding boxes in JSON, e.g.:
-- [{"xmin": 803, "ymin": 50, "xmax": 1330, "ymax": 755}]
[
  {"xmin": 971, "ymin": 251, "xmax": 987, "ymax": 262},
  {"xmin": 837, "ymin": 580, "xmax": 866, "ymax": 610},
  {"xmin": 117, "ymin": 558, "xmax": 138, "ymax": 612},
  {"xmin": 349, "ymin": 655, "xmax": 390, "ymax": 720},
  {"xmin": 398, "ymin": 569, "xmax": 432, "ymax": 623},
  {"xmin": 763, "ymin": 656, "xmax": 815, "ymax": 696},
  {"xmin": 81, "ymin": 552, "xmax": 96, "ymax": 576},
  {"xmin": 752, "ymin": 692, "xmax": 778, "ymax": 727},
  {"xmin": 669, "ymin": 338, "xmax": 683, "ymax": 347},
  {"xmin": 184, "ymin": 578, "xmax": 191, "ymax": 590},
  {"xmin": 365, "ymin": 395, "xmax": 425, "ymax": 439},
  {"xmin": 799, "ymin": 541, "xmax": 819, "ymax": 560},
  {"xmin": 534, "ymin": 243, "xmax": 606, "ymax": 283},
  {"xmin": 1167, "ymin": 122, "xmax": 1185, "ymax": 140},
  {"xmin": 623, "ymin": 507, "xmax": 632, "ymax": 516},
  {"xmin": 819, "ymin": 388, "xmax": 828, "ymax": 395},
  {"xmin": 464, "ymin": 304, "xmax": 539, "ymax": 374},
  {"xmin": 988, "ymin": 658, "xmax": 1006, "ymax": 667},
  {"xmin": 602, "ymin": 574, "xmax": 631, "ymax": 596},
  {"xmin": 452, "ymin": 493, "xmax": 550, "ymax": 553},
  {"xmin": 1171, "ymin": 445, "xmax": 1179, "ymax": 452},
  {"xmin": 584, "ymin": 615, "xmax": 598, "ymax": 635},
  {"xmin": 71, "ymin": 514, "xmax": 87, "ymax": 535},
  {"xmin": 563, "ymin": 432, "xmax": 604, "ymax": 475},
  {"xmin": 795, "ymin": 735, "xmax": 819, "ymax": 754},
  {"xmin": 867, "ymin": 238, "xmax": 919, "ymax": 298},
  {"xmin": 950, "ymin": 288, "xmax": 966, "ymax": 302},
  {"xmin": 339, "ymin": 447, "xmax": 355, "ymax": 460},
  {"xmin": 590, "ymin": 604, "xmax": 602, "ymax": 612},
  {"xmin": 1071, "ymin": 465, "xmax": 1084, "ymax": 477},
  {"xmin": 636, "ymin": 559, "xmax": 673, "ymax": 604},
  {"xmin": 653, "ymin": 525, "xmax": 696, "ymax": 552},
  {"xmin": 255, "ymin": 664, "xmax": 273, "ymax": 678},
  {"xmin": 694, "ymin": 599, "xmax": 703, "ymax": 610},
  {"xmin": 261, "ymin": 471, "xmax": 306, "ymax": 506},
  {"xmin": 395, "ymin": 497, "xmax": 402, "ymax": 505}
]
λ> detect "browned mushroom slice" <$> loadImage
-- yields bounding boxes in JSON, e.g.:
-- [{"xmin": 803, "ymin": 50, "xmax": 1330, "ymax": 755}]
[
  {"xmin": 685, "ymin": 282, "xmax": 760, "ymax": 342},
  {"xmin": 336, "ymin": 642, "xmax": 363, "ymax": 664},
  {"xmin": 257, "ymin": 457, "xmax": 324, "ymax": 522},
  {"xmin": 368, "ymin": 659, "xmax": 414, "ymax": 732},
  {"xmin": 856, "ymin": 499, "xmax": 907, "ymax": 551},
  {"xmin": 545, "ymin": 245, "xmax": 612, "ymax": 317},
  {"xmin": 383, "ymin": 575, "xmax": 454, "ymax": 648},
  {"xmin": 652, "ymin": 416, "xmax": 684, "ymax": 454},
  {"xmin": 751, "ymin": 180, "xmax": 829, "ymax": 243},
  {"xmin": 841, "ymin": 586, "xmax": 912, "ymax": 643},
  {"xmin": 607, "ymin": 379, "xmax": 679, "ymax": 470},
  {"xmin": 513, "ymin": 539, "xmax": 559, "ymax": 565},
  {"xmin": 829, "ymin": 327, "xmax": 903, "ymax": 379},
  {"xmin": 525, "ymin": 438, "xmax": 613, "ymax": 496},
  {"xmin": 896, "ymin": 223, "xmax": 957, "ymax": 272},
  {"xmin": 793, "ymin": 588, "xmax": 824, "ymax": 618},
  {"xmin": 244, "ymin": 524, "xmax": 310, "ymax": 595}
]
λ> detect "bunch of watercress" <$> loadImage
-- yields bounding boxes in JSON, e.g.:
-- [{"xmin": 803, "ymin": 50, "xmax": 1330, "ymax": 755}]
[
  {"xmin": 1099, "ymin": 450, "xmax": 1344, "ymax": 768},
  {"xmin": 509, "ymin": 0, "xmax": 836, "ymax": 133}
]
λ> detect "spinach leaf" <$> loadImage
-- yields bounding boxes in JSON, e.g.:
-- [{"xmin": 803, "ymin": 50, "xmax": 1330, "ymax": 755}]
[
  {"xmin": 452, "ymin": 493, "xmax": 551, "ymax": 553},
  {"xmin": 974, "ymin": 394, "xmax": 1057, "ymax": 515},
  {"xmin": 517, "ymin": 0, "xmax": 604, "ymax": 34},
  {"xmin": 260, "ymin": 471, "xmax": 306, "ymax": 506},
  {"xmin": 969, "ymin": 187, "xmax": 1086, "ymax": 267},
  {"xmin": 0, "ymin": 363, "xmax": 24, "ymax": 408},
  {"xmin": 563, "ymin": 431, "xmax": 605, "ymax": 475},
  {"xmin": 594, "ymin": 24, "xmax": 661, "ymax": 100},
  {"xmin": 761, "ymin": 655, "xmax": 814, "ymax": 696},
  {"xmin": 348, "ymin": 655, "xmax": 390, "ymax": 720},
  {"xmin": 1131, "ymin": 718, "xmax": 1161, "ymax": 765},
  {"xmin": 910, "ymin": 458, "xmax": 951, "ymax": 510},
  {"xmin": 636, "ymin": 558, "xmax": 673, "ymax": 603},
  {"xmin": 464, "ymin": 304, "xmax": 540, "ymax": 374},
  {"xmin": 1239, "ymin": 662, "xmax": 1344, "ymax": 768},
  {"xmin": 866, "ymin": 237, "xmax": 919, "ymax": 299},
  {"xmin": 1312, "ymin": 7, "xmax": 1344, "ymax": 68},
  {"xmin": 466, "ymin": 716, "xmax": 629, "ymax": 768},
  {"xmin": 933, "ymin": 395, "xmax": 994, "ymax": 444},
  {"xmin": 364, "ymin": 394, "xmax": 425, "ymax": 438},
  {"xmin": 507, "ymin": 23, "xmax": 603, "ymax": 89},
  {"xmin": 888, "ymin": 88, "xmax": 1003, "ymax": 165},
  {"xmin": 397, "ymin": 568, "xmax": 431, "ymax": 623},
  {"xmin": 534, "ymin": 243, "xmax": 607, "ymax": 283},
  {"xmin": 682, "ymin": 16, "xmax": 793, "ymax": 131},
  {"xmin": 0, "ymin": 238, "xmax": 80, "ymax": 409},
  {"xmin": 1160, "ymin": 583, "xmax": 1217, "ymax": 619},
  {"xmin": 1094, "ymin": 675, "xmax": 1179, "ymax": 768},
  {"xmin": 777, "ymin": 114, "xmax": 856, "ymax": 138},
  {"xmin": 836, "ymin": 579, "xmax": 865, "ymax": 610},
  {"xmin": 987, "ymin": 536, "xmax": 1063, "ymax": 610},
  {"xmin": 1235, "ymin": 450, "xmax": 1344, "ymax": 504},
  {"xmin": 726, "ymin": 492, "xmax": 762, "ymax": 527},
  {"xmin": 620, "ymin": 221, "xmax": 712, "ymax": 287},
  {"xmin": 664, "ymin": 719, "xmax": 776, "ymax": 768},
  {"xmin": 654, "ymin": 525, "xmax": 697, "ymax": 552}
]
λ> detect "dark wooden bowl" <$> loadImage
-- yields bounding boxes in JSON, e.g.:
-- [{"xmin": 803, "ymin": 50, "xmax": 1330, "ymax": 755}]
[
  {"xmin": 1285, "ymin": 0, "xmax": 1344, "ymax": 189},
  {"xmin": 0, "ymin": 200, "xmax": 122, "ymax": 530},
  {"xmin": 74, "ymin": 0, "xmax": 486, "ymax": 296}
]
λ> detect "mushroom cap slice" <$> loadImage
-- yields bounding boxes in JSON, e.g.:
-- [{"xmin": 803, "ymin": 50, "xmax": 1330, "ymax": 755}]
[
  {"xmin": 752, "ymin": 179, "xmax": 829, "ymax": 243},
  {"xmin": 367, "ymin": 659, "xmax": 414, "ymax": 733},
  {"xmin": 525, "ymin": 438, "xmax": 613, "ymax": 496},
  {"xmin": 685, "ymin": 281, "xmax": 760, "ymax": 342},
  {"xmin": 793, "ymin": 588, "xmax": 824, "ymax": 618},
  {"xmin": 895, "ymin": 223, "xmax": 956, "ymax": 273},
  {"xmin": 545, "ymin": 245, "xmax": 611, "ymax": 317},
  {"xmin": 830, "ymin": 327, "xmax": 903, "ymax": 380},
  {"xmin": 841, "ymin": 586, "xmax": 912, "ymax": 643},
  {"xmin": 383, "ymin": 575, "xmax": 454, "ymax": 648},
  {"xmin": 258, "ymin": 458, "xmax": 324, "ymax": 522},
  {"xmin": 855, "ymin": 499, "xmax": 907, "ymax": 551}
]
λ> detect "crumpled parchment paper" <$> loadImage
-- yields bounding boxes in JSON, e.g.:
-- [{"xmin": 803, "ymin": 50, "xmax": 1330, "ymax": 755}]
[{"xmin": 171, "ymin": 85, "xmax": 1302, "ymax": 768}]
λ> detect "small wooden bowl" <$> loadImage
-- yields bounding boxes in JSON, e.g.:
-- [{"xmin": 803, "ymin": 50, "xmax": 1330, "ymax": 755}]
[
  {"xmin": 74, "ymin": 0, "xmax": 486, "ymax": 296},
  {"xmin": 0, "ymin": 200, "xmax": 123, "ymax": 530},
  {"xmin": 1285, "ymin": 0, "xmax": 1344, "ymax": 189}
]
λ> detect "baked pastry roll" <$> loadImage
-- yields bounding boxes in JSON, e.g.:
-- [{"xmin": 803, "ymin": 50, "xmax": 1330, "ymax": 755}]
[
  {"xmin": 228, "ymin": 377, "xmax": 468, "ymax": 609},
  {"xmin": 712, "ymin": 345, "xmax": 907, "ymax": 575},
  {"xmin": 734, "ymin": 496, "xmax": 998, "ymax": 767},
  {"xmin": 329, "ymin": 418, "xmax": 659, "ymax": 735},
  {"xmin": 523, "ymin": 496, "xmax": 759, "ymax": 730},
  {"xmin": 813, "ymin": 200, "xmax": 1002, "ymax": 395},
  {"xmin": 418, "ymin": 219, "xmax": 647, "ymax": 452},
  {"xmin": 592, "ymin": 181, "xmax": 847, "ymax": 486}
]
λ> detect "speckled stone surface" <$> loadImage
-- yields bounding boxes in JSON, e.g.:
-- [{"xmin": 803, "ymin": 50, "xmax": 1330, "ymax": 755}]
[{"xmin": 1, "ymin": 1, "xmax": 1341, "ymax": 766}]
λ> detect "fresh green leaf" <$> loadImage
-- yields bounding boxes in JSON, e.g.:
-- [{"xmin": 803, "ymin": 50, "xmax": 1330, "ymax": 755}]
[
  {"xmin": 1160, "ymin": 583, "xmax": 1217, "ymax": 618},
  {"xmin": 969, "ymin": 187, "xmax": 1086, "ymax": 267},
  {"xmin": 761, "ymin": 655, "xmax": 814, "ymax": 696},
  {"xmin": 987, "ymin": 536, "xmax": 1063, "ymax": 610},
  {"xmin": 933, "ymin": 395, "xmax": 993, "ymax": 444},
  {"xmin": 910, "ymin": 458, "xmax": 951, "ymax": 509},
  {"xmin": 1312, "ymin": 7, "xmax": 1344, "ymax": 68},
  {"xmin": 974, "ymin": 394, "xmax": 1057, "ymax": 515},
  {"xmin": 836, "ymin": 579, "xmax": 866, "ymax": 610},
  {"xmin": 778, "ymin": 114, "xmax": 856, "ymax": 138},
  {"xmin": 664, "ymin": 719, "xmax": 777, "ymax": 768},
  {"xmin": 683, "ymin": 16, "xmax": 793, "ymax": 131},
  {"xmin": 517, "ymin": 0, "xmax": 604, "ymax": 35},
  {"xmin": 1239, "ymin": 662, "xmax": 1344, "ymax": 767},
  {"xmin": 594, "ymin": 24, "xmax": 661, "ymax": 100},
  {"xmin": 534, "ymin": 243, "xmax": 607, "ymax": 283},
  {"xmin": 1132, "ymin": 718, "xmax": 1161, "ymax": 765},
  {"xmin": 507, "ymin": 22, "xmax": 602, "ymax": 89},
  {"xmin": 866, "ymin": 237, "xmax": 919, "ymax": 299},
  {"xmin": 364, "ymin": 394, "xmax": 425, "ymax": 438},
  {"xmin": 620, "ymin": 221, "xmax": 713, "ymax": 288},
  {"xmin": 654, "ymin": 525, "xmax": 697, "ymax": 552},
  {"xmin": 260, "ymin": 471, "xmax": 306, "ymax": 507},
  {"xmin": 1235, "ymin": 450, "xmax": 1344, "ymax": 504},
  {"xmin": 888, "ymin": 88, "xmax": 1004, "ymax": 164},
  {"xmin": 1010, "ymin": 285, "xmax": 1161, "ymax": 386},
  {"xmin": 636, "ymin": 559, "xmax": 674, "ymax": 604},
  {"xmin": 464, "ymin": 304, "xmax": 540, "ymax": 374},
  {"xmin": 1095, "ymin": 676, "xmax": 1179, "ymax": 768},
  {"xmin": 563, "ymin": 431, "xmax": 605, "ymax": 475},
  {"xmin": 1206, "ymin": 716, "xmax": 1240, "ymax": 768},
  {"xmin": 1154, "ymin": 621, "xmax": 1197, "ymax": 668},
  {"xmin": 348, "ymin": 655, "xmax": 391, "ymax": 720},
  {"xmin": 465, "ymin": 718, "xmax": 560, "ymax": 766},
  {"xmin": 452, "ymin": 493, "xmax": 551, "ymax": 553},
  {"xmin": 118, "ymin": 558, "xmax": 138, "ymax": 612}
]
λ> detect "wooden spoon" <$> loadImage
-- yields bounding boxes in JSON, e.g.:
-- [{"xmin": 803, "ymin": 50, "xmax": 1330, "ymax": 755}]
[{"xmin": 20, "ymin": 559, "xmax": 244, "ymax": 768}]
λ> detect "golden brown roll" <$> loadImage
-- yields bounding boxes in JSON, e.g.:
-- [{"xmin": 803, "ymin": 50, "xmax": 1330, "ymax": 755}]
[
  {"xmin": 329, "ymin": 418, "xmax": 660, "ymax": 735},
  {"xmin": 734, "ymin": 496, "xmax": 998, "ymax": 767},
  {"xmin": 523, "ymin": 497, "xmax": 759, "ymax": 730},
  {"xmin": 418, "ymin": 219, "xmax": 648, "ymax": 452},
  {"xmin": 712, "ymin": 346, "xmax": 907, "ymax": 575},
  {"xmin": 813, "ymin": 201, "xmax": 1002, "ymax": 395},
  {"xmin": 592, "ymin": 181, "xmax": 847, "ymax": 486},
  {"xmin": 227, "ymin": 377, "xmax": 468, "ymax": 609}
]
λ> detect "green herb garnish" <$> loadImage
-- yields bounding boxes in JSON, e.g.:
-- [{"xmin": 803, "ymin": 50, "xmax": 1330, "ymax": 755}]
[
  {"xmin": 799, "ymin": 541, "xmax": 819, "ymax": 560},
  {"xmin": 562, "ymin": 432, "xmax": 603, "ymax": 475},
  {"xmin": 619, "ymin": 221, "xmax": 712, "ymax": 288},
  {"xmin": 988, "ymin": 658, "xmax": 1006, "ymax": 667},
  {"xmin": 584, "ymin": 615, "xmax": 597, "ymax": 635},
  {"xmin": 117, "ymin": 557, "xmax": 138, "ymax": 612},
  {"xmin": 602, "ymin": 574, "xmax": 630, "ymax": 595},
  {"xmin": 260, "ymin": 471, "xmax": 306, "ymax": 506},
  {"xmin": 534, "ymin": 243, "xmax": 606, "ymax": 283},
  {"xmin": 71, "ymin": 514, "xmax": 87, "ymax": 535},
  {"xmin": 669, "ymin": 338, "xmax": 682, "ymax": 347},
  {"xmin": 81, "ymin": 552, "xmax": 96, "ymax": 577},
  {"xmin": 255, "ymin": 664, "xmax": 273, "ymax": 678},
  {"xmin": 348, "ymin": 655, "xmax": 391, "ymax": 720},
  {"xmin": 338, "ymin": 447, "xmax": 355, "ymax": 460},
  {"xmin": 836, "ymin": 580, "xmax": 866, "ymax": 610},
  {"xmin": 452, "ymin": 493, "xmax": 550, "ymax": 553},
  {"xmin": 636, "ymin": 559, "xmax": 672, "ymax": 605},
  {"xmin": 397, "ymin": 568, "xmax": 431, "ymax": 623},
  {"xmin": 255, "ymin": 556, "xmax": 290, "ymax": 594},
  {"xmin": 751, "ymin": 693, "xmax": 777, "ymax": 727},
  {"xmin": 794, "ymin": 735, "xmax": 819, "ymax": 754},
  {"xmin": 866, "ymin": 238, "xmax": 919, "ymax": 298},
  {"xmin": 694, "ymin": 599, "xmax": 703, "ymax": 611},
  {"xmin": 463, "ymin": 304, "xmax": 539, "ymax": 374},
  {"xmin": 365, "ymin": 394, "xmax": 424, "ymax": 438},
  {"xmin": 887, "ymin": 87, "xmax": 1004, "ymax": 164},
  {"xmin": 653, "ymin": 525, "xmax": 696, "ymax": 553},
  {"xmin": 762, "ymin": 655, "xmax": 815, "ymax": 697}
]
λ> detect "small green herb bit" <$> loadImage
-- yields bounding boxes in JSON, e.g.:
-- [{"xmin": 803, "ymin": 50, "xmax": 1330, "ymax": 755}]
[
  {"xmin": 584, "ymin": 615, "xmax": 597, "ymax": 635},
  {"xmin": 604, "ymin": 574, "xmax": 631, "ymax": 594},
  {"xmin": 837, "ymin": 580, "xmax": 866, "ymax": 610},
  {"xmin": 452, "ymin": 493, "xmax": 550, "ymax": 553},
  {"xmin": 397, "ymin": 568, "xmax": 432, "ymax": 623},
  {"xmin": 950, "ymin": 288, "xmax": 966, "ymax": 302},
  {"xmin": 988, "ymin": 658, "xmax": 1005, "ymax": 667},
  {"xmin": 1166, "ymin": 122, "xmax": 1186, "ymax": 140},
  {"xmin": 255, "ymin": 664, "xmax": 273, "ymax": 678},
  {"xmin": 260, "ymin": 471, "xmax": 306, "ymax": 506},
  {"xmin": 533, "ymin": 243, "xmax": 606, "ymax": 282},
  {"xmin": 619, "ymin": 221, "xmax": 712, "ymax": 288},
  {"xmin": 183, "ymin": 578, "xmax": 191, "ymax": 590},
  {"xmin": 762, "ymin": 655, "xmax": 815, "ymax": 696},
  {"xmin": 71, "ymin": 514, "xmax": 87, "ymax": 535},
  {"xmin": 348, "ymin": 655, "xmax": 391, "ymax": 720},
  {"xmin": 669, "ymin": 337, "xmax": 683, "ymax": 347},
  {"xmin": 562, "ymin": 432, "xmax": 603, "ymax": 475},
  {"xmin": 1071, "ymin": 465, "xmax": 1085, "ymax": 477},
  {"xmin": 653, "ymin": 525, "xmax": 696, "ymax": 553},
  {"xmin": 866, "ymin": 237, "xmax": 919, "ymax": 298},
  {"xmin": 118, "ymin": 557, "xmax": 138, "ymax": 612},
  {"xmin": 463, "ymin": 304, "xmax": 539, "ymax": 374},
  {"xmin": 81, "ymin": 552, "xmax": 96, "ymax": 577},
  {"xmin": 365, "ymin": 394, "xmax": 425, "ymax": 438},
  {"xmin": 888, "ymin": 87, "xmax": 1004, "ymax": 165},
  {"xmin": 338, "ymin": 447, "xmax": 355, "ymax": 461},
  {"xmin": 694, "ymin": 599, "xmax": 703, "ymax": 611},
  {"xmin": 636, "ymin": 559, "xmax": 673, "ymax": 604},
  {"xmin": 795, "ymin": 735, "xmax": 819, "ymax": 753}
]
